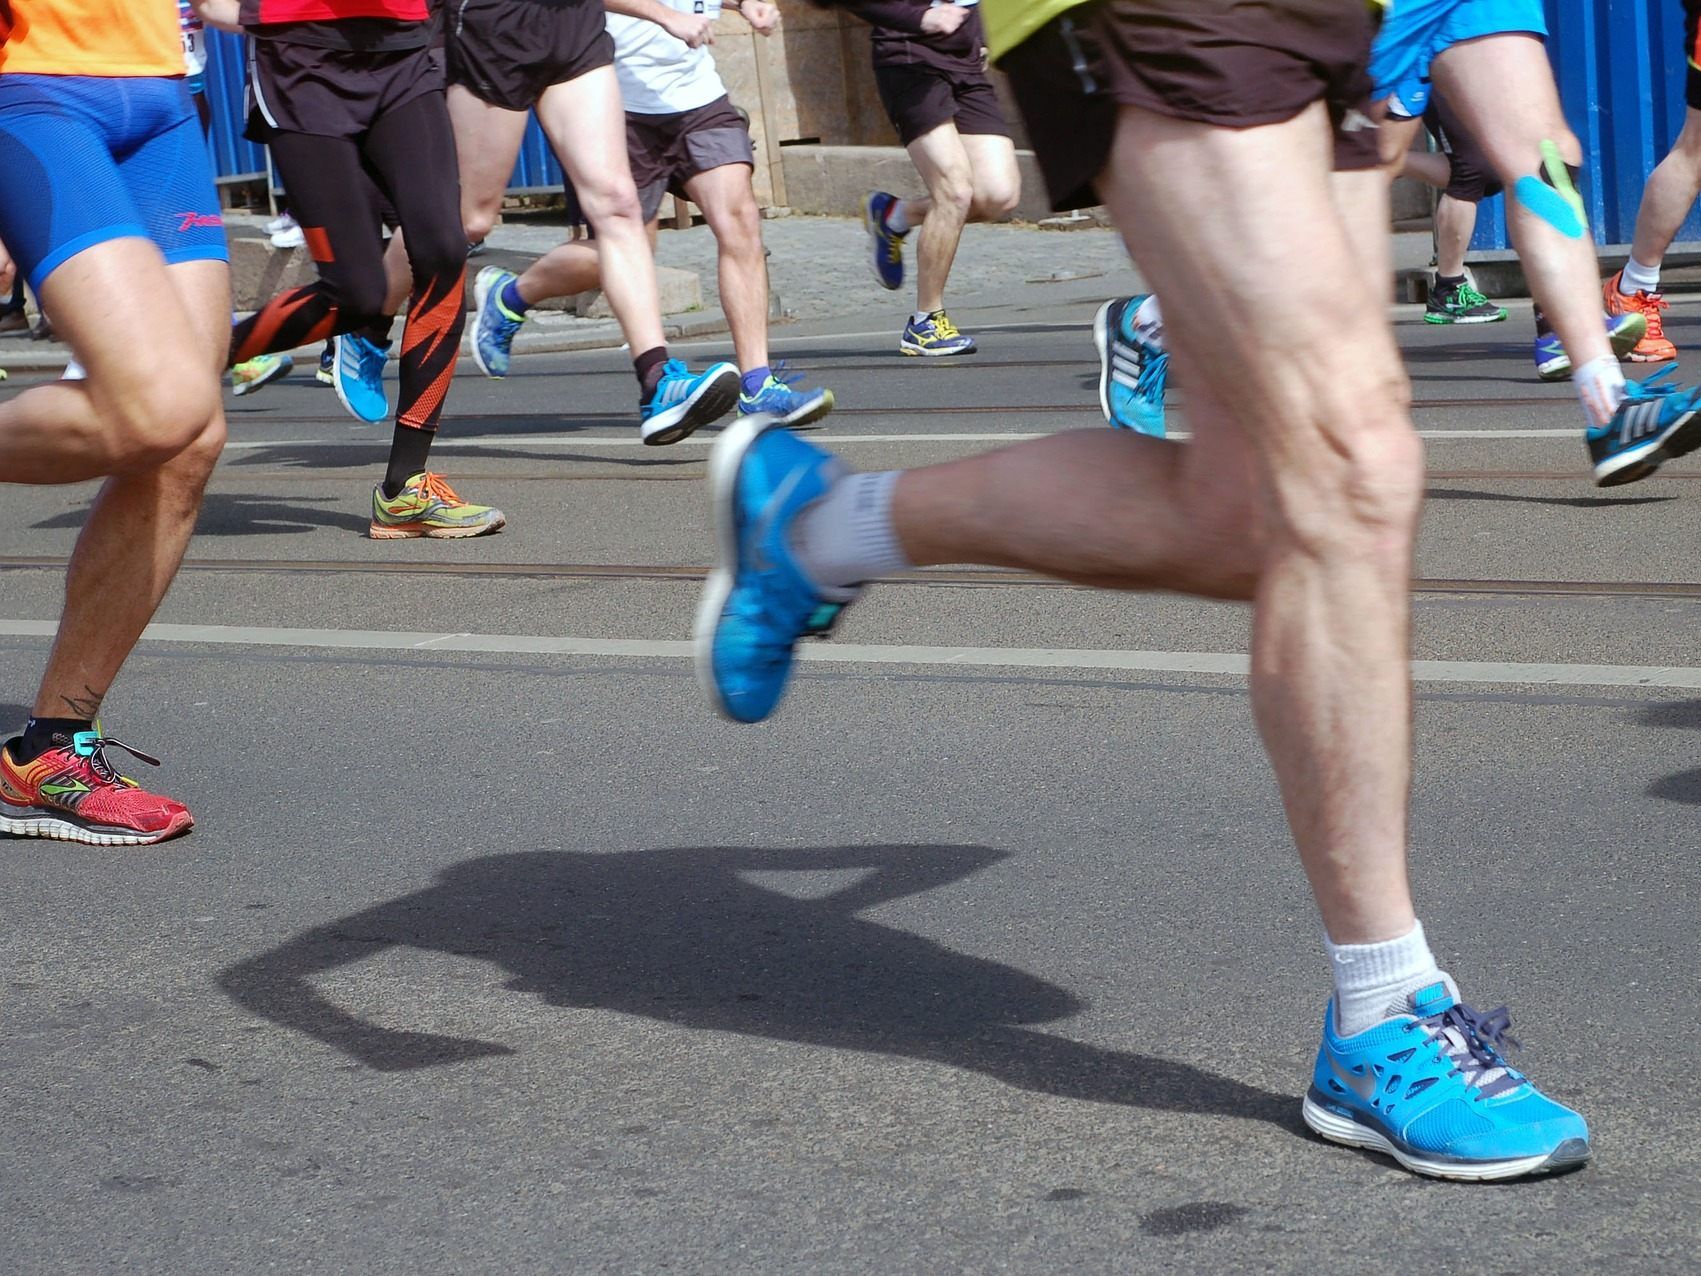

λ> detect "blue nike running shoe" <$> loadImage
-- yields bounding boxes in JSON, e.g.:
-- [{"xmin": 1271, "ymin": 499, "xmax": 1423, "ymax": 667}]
[
  {"xmin": 331, "ymin": 332, "xmax": 391, "ymax": 423},
  {"xmin": 695, "ymin": 417, "xmax": 858, "ymax": 723},
  {"xmin": 864, "ymin": 191, "xmax": 906, "ymax": 291},
  {"xmin": 641, "ymin": 359, "xmax": 740, "ymax": 445},
  {"xmin": 1533, "ymin": 310, "xmax": 1647, "ymax": 381},
  {"xmin": 471, "ymin": 265, "xmax": 527, "ymax": 379},
  {"xmin": 1304, "ymin": 981, "xmax": 1589, "ymax": 1181},
  {"xmin": 1093, "ymin": 295, "xmax": 1168, "ymax": 437},
  {"xmin": 737, "ymin": 363, "xmax": 836, "ymax": 429},
  {"xmin": 1587, "ymin": 366, "xmax": 1701, "ymax": 486}
]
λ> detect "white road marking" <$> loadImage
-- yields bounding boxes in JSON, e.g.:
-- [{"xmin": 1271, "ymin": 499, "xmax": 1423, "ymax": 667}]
[
  {"xmin": 220, "ymin": 427, "xmax": 1579, "ymax": 452},
  {"xmin": 1, "ymin": 620, "xmax": 1697, "ymax": 689}
]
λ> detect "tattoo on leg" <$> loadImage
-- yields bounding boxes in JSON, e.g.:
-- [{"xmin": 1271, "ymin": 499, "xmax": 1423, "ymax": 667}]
[{"xmin": 58, "ymin": 685, "xmax": 105, "ymax": 719}]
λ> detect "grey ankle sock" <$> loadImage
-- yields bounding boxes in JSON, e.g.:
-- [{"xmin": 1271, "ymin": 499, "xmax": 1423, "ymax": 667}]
[
  {"xmin": 789, "ymin": 470, "xmax": 909, "ymax": 593},
  {"xmin": 1325, "ymin": 920, "xmax": 1449, "ymax": 1037}
]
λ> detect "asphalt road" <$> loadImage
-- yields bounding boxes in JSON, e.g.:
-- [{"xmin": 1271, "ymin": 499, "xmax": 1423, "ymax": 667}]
[{"xmin": 3, "ymin": 286, "xmax": 1700, "ymax": 1274}]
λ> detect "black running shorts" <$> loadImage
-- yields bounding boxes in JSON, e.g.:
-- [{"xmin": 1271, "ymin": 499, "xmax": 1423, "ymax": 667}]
[
  {"xmin": 873, "ymin": 63, "xmax": 1012, "ymax": 147},
  {"xmin": 1000, "ymin": 0, "xmax": 1379, "ymax": 212},
  {"xmin": 446, "ymin": 0, "xmax": 613, "ymax": 111}
]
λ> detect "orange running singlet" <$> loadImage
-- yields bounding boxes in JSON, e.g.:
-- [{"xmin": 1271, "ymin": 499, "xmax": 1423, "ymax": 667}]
[{"xmin": 0, "ymin": 0, "xmax": 184, "ymax": 77}]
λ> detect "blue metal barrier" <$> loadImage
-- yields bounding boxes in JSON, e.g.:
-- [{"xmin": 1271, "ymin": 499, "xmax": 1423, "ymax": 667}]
[
  {"xmin": 1471, "ymin": 0, "xmax": 1701, "ymax": 249},
  {"xmin": 202, "ymin": 32, "xmax": 565, "ymax": 194}
]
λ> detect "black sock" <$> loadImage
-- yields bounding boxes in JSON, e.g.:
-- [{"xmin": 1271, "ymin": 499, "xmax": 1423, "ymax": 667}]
[
  {"xmin": 17, "ymin": 716, "xmax": 92, "ymax": 763},
  {"xmin": 1533, "ymin": 305, "xmax": 1553, "ymax": 337},
  {"xmin": 1435, "ymin": 274, "xmax": 1465, "ymax": 291},
  {"xmin": 383, "ymin": 426, "xmax": 435, "ymax": 499},
  {"xmin": 634, "ymin": 346, "xmax": 670, "ymax": 403}
]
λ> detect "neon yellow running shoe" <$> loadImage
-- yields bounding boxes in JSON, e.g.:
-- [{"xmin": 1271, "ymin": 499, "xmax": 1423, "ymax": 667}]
[
  {"xmin": 369, "ymin": 472, "xmax": 506, "ymax": 540},
  {"xmin": 231, "ymin": 352, "xmax": 293, "ymax": 396}
]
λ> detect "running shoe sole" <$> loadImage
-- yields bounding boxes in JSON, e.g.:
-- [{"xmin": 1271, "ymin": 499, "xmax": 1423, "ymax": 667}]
[
  {"xmin": 643, "ymin": 365, "xmax": 741, "ymax": 446},
  {"xmin": 1592, "ymin": 404, "xmax": 1701, "ymax": 486},
  {"xmin": 1624, "ymin": 347, "xmax": 1678, "ymax": 363},
  {"xmin": 741, "ymin": 389, "xmax": 836, "ymax": 431},
  {"xmin": 1422, "ymin": 311, "xmax": 1507, "ymax": 324},
  {"xmin": 900, "ymin": 338, "xmax": 976, "ymax": 357},
  {"xmin": 232, "ymin": 358, "xmax": 293, "ymax": 396},
  {"xmin": 0, "ymin": 800, "xmax": 192, "ymax": 847},
  {"xmin": 1302, "ymin": 1094, "xmax": 1590, "ymax": 1182},
  {"xmin": 470, "ymin": 269, "xmax": 508, "ymax": 380},
  {"xmin": 368, "ymin": 514, "xmax": 508, "ymax": 540},
  {"xmin": 693, "ymin": 412, "xmax": 777, "ymax": 720},
  {"xmin": 1092, "ymin": 301, "xmax": 1116, "ymax": 422},
  {"xmin": 331, "ymin": 335, "xmax": 389, "ymax": 424}
]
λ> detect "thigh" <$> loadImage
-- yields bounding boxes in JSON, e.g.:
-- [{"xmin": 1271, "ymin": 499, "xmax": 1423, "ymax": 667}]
[
  {"xmin": 906, "ymin": 120, "xmax": 973, "ymax": 191},
  {"xmin": 265, "ymin": 129, "xmax": 389, "ymax": 285},
  {"xmin": 1097, "ymin": 102, "xmax": 1405, "ymax": 456},
  {"xmin": 960, "ymin": 133, "xmax": 1019, "ymax": 195},
  {"xmin": 1430, "ymin": 33, "xmax": 1568, "ymax": 177},
  {"xmin": 0, "ymin": 77, "xmax": 146, "ymax": 294},
  {"xmin": 537, "ymin": 66, "xmax": 638, "ymax": 198},
  {"xmin": 447, "ymin": 83, "xmax": 531, "ymax": 210},
  {"xmin": 680, "ymin": 161, "xmax": 758, "ymax": 230},
  {"xmin": 364, "ymin": 92, "xmax": 466, "ymax": 260}
]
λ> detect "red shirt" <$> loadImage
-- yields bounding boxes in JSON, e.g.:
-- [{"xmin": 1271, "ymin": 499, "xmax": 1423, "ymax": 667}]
[{"xmin": 239, "ymin": 0, "xmax": 429, "ymax": 22}]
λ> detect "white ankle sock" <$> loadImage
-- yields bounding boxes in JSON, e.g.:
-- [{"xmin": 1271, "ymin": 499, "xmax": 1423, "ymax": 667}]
[
  {"xmin": 911, "ymin": 310, "xmax": 933, "ymax": 326},
  {"xmin": 885, "ymin": 199, "xmax": 911, "ymax": 235},
  {"xmin": 1620, "ymin": 255, "xmax": 1661, "ymax": 296},
  {"xmin": 789, "ymin": 470, "xmax": 910, "ymax": 592},
  {"xmin": 1325, "ymin": 920, "xmax": 1449, "ymax": 1037},
  {"xmin": 1573, "ymin": 355, "xmax": 1628, "ymax": 429},
  {"xmin": 1132, "ymin": 294, "xmax": 1164, "ymax": 347}
]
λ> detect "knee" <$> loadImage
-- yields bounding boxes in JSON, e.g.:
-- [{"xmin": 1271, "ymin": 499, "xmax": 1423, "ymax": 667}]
[
  {"xmin": 971, "ymin": 176, "xmax": 1020, "ymax": 221},
  {"xmin": 580, "ymin": 179, "xmax": 645, "ymax": 229},
  {"xmin": 929, "ymin": 169, "xmax": 975, "ymax": 218},
  {"xmin": 463, "ymin": 202, "xmax": 501, "ymax": 246},
  {"xmin": 714, "ymin": 197, "xmax": 763, "ymax": 254},
  {"xmin": 100, "ymin": 371, "xmax": 222, "ymax": 471},
  {"xmin": 406, "ymin": 234, "xmax": 469, "ymax": 287},
  {"xmin": 1266, "ymin": 381, "xmax": 1424, "ymax": 565}
]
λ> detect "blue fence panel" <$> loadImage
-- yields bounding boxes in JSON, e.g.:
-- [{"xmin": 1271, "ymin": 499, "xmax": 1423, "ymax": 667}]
[
  {"xmin": 1471, "ymin": 0, "xmax": 1701, "ymax": 249},
  {"xmin": 202, "ymin": 34, "xmax": 565, "ymax": 194}
]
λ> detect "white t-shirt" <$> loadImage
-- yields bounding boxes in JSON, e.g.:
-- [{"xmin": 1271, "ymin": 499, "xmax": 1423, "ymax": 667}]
[{"xmin": 608, "ymin": 0, "xmax": 730, "ymax": 117}]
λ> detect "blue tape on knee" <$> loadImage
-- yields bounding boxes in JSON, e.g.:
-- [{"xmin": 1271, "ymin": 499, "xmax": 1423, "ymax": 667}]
[{"xmin": 1513, "ymin": 175, "xmax": 1585, "ymax": 239}]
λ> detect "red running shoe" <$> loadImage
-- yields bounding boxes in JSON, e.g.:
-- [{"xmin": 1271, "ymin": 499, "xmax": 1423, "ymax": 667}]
[{"xmin": 0, "ymin": 731, "xmax": 193, "ymax": 846}]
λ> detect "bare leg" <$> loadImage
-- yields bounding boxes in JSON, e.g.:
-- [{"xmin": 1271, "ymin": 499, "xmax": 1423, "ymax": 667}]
[
  {"xmin": 1433, "ymin": 195, "xmax": 1479, "ymax": 278},
  {"xmin": 1432, "ymin": 35, "xmax": 1611, "ymax": 372},
  {"xmin": 535, "ymin": 68, "xmax": 667, "ymax": 354},
  {"xmin": 683, "ymin": 163, "xmax": 769, "ymax": 372},
  {"xmin": 448, "ymin": 86, "xmax": 532, "ymax": 247},
  {"xmin": 34, "ymin": 258, "xmax": 229, "ymax": 719},
  {"xmin": 517, "ymin": 239, "xmax": 601, "ymax": 304},
  {"xmin": 1628, "ymin": 106, "xmax": 1701, "ymax": 269},
  {"xmin": 960, "ymin": 133, "xmax": 1022, "ymax": 222},
  {"xmin": 0, "ymin": 239, "xmax": 218, "ymax": 482},
  {"xmin": 894, "ymin": 103, "xmax": 1421, "ymax": 942},
  {"xmin": 906, "ymin": 123, "xmax": 975, "ymax": 314}
]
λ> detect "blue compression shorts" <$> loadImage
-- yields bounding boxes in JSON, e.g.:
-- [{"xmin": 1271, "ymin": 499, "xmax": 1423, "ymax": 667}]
[
  {"xmin": 1370, "ymin": 0, "xmax": 1547, "ymax": 117},
  {"xmin": 0, "ymin": 74, "xmax": 227, "ymax": 295}
]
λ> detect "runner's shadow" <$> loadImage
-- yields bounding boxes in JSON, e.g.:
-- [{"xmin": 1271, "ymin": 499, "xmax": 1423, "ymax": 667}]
[
  {"xmin": 219, "ymin": 845, "xmax": 1297, "ymax": 1131},
  {"xmin": 1640, "ymin": 699, "xmax": 1701, "ymax": 804},
  {"xmin": 31, "ymin": 493, "xmax": 366, "ymax": 536},
  {"xmin": 1426, "ymin": 486, "xmax": 1672, "ymax": 509}
]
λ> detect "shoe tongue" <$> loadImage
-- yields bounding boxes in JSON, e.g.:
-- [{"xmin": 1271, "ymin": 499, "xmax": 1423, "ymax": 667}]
[{"xmin": 1409, "ymin": 981, "xmax": 1455, "ymax": 1018}]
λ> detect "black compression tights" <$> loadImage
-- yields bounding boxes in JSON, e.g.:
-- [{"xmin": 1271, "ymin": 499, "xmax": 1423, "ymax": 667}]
[{"xmin": 229, "ymin": 91, "xmax": 466, "ymax": 434}]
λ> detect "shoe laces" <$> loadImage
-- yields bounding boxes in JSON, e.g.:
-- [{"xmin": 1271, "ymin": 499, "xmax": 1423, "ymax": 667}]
[
  {"xmin": 930, "ymin": 313, "xmax": 961, "ymax": 340},
  {"xmin": 1135, "ymin": 348, "xmax": 1168, "ymax": 403},
  {"xmin": 1414, "ymin": 1000, "xmax": 1523, "ymax": 1098},
  {"xmin": 1622, "ymin": 365, "xmax": 1680, "ymax": 406},
  {"xmin": 1454, "ymin": 282, "xmax": 1492, "ymax": 309},
  {"xmin": 1629, "ymin": 290, "xmax": 1669, "ymax": 340},
  {"xmin": 57, "ymin": 732, "xmax": 161, "ymax": 788},
  {"xmin": 415, "ymin": 472, "xmax": 464, "ymax": 506}
]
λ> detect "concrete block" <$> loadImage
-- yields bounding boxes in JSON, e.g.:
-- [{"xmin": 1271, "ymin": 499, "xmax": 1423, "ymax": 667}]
[
  {"xmin": 781, "ymin": 144, "xmax": 1081, "ymax": 225},
  {"xmin": 575, "ymin": 265, "xmax": 703, "ymax": 319},
  {"xmin": 227, "ymin": 232, "xmax": 318, "ymax": 312}
]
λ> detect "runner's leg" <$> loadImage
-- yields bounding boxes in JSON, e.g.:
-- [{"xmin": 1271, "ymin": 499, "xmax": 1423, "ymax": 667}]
[
  {"xmin": 1627, "ymin": 107, "xmax": 1701, "ymax": 277},
  {"xmin": 536, "ymin": 66, "xmax": 667, "ymax": 355},
  {"xmin": 448, "ymin": 84, "xmax": 531, "ymax": 249},
  {"xmin": 961, "ymin": 133, "xmax": 1021, "ymax": 222},
  {"xmin": 906, "ymin": 121, "xmax": 974, "ymax": 314},
  {"xmin": 683, "ymin": 163, "xmax": 768, "ymax": 373}
]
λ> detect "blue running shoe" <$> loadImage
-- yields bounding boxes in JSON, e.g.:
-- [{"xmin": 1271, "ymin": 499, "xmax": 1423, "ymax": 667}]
[
  {"xmin": 331, "ymin": 332, "xmax": 390, "ymax": 423},
  {"xmin": 1533, "ymin": 310, "xmax": 1647, "ymax": 381},
  {"xmin": 1588, "ymin": 366, "xmax": 1701, "ymax": 486},
  {"xmin": 900, "ymin": 310, "xmax": 976, "ymax": 357},
  {"xmin": 471, "ymin": 265, "xmax": 527, "ymax": 379},
  {"xmin": 737, "ymin": 363, "xmax": 836, "ymax": 429},
  {"xmin": 1093, "ymin": 295, "xmax": 1168, "ymax": 437},
  {"xmin": 695, "ymin": 416, "xmax": 858, "ymax": 723},
  {"xmin": 1303, "ymin": 981, "xmax": 1589, "ymax": 1181},
  {"xmin": 864, "ymin": 191, "xmax": 906, "ymax": 291},
  {"xmin": 641, "ymin": 359, "xmax": 740, "ymax": 445},
  {"xmin": 316, "ymin": 341, "xmax": 335, "ymax": 386}
]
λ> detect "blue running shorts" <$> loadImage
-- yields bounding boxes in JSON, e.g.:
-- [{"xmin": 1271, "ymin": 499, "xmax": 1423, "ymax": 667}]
[
  {"xmin": 1370, "ymin": 0, "xmax": 1547, "ymax": 118},
  {"xmin": 0, "ymin": 74, "xmax": 226, "ymax": 294}
]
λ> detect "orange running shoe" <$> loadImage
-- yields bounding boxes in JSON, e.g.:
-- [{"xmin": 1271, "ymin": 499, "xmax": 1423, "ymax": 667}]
[
  {"xmin": 0, "ymin": 731, "xmax": 193, "ymax": 846},
  {"xmin": 1604, "ymin": 271, "xmax": 1677, "ymax": 362}
]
